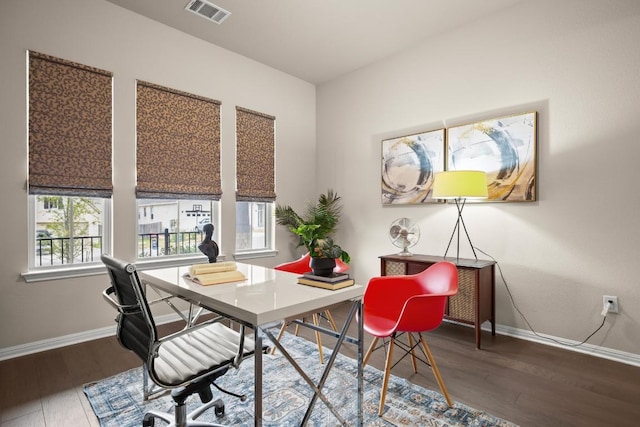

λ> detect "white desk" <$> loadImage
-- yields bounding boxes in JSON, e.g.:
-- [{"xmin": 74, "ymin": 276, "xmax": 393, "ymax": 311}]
[{"xmin": 139, "ymin": 262, "xmax": 364, "ymax": 426}]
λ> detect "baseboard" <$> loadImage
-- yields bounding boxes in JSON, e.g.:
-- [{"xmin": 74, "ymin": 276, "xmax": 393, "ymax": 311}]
[
  {"xmin": 443, "ymin": 319, "xmax": 640, "ymax": 367},
  {"xmin": 2, "ymin": 316, "xmax": 640, "ymax": 367},
  {"xmin": 0, "ymin": 312, "xmax": 182, "ymax": 362},
  {"xmin": 489, "ymin": 323, "xmax": 640, "ymax": 367}
]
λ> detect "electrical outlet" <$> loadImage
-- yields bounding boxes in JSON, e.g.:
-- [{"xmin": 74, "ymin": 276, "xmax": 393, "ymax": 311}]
[{"xmin": 603, "ymin": 295, "xmax": 619, "ymax": 314}]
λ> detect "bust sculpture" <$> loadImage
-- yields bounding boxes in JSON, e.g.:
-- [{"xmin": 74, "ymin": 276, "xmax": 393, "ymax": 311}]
[{"xmin": 198, "ymin": 223, "xmax": 219, "ymax": 263}]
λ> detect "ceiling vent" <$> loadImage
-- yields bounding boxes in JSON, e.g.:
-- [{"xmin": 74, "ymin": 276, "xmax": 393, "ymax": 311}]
[{"xmin": 185, "ymin": 0, "xmax": 231, "ymax": 24}]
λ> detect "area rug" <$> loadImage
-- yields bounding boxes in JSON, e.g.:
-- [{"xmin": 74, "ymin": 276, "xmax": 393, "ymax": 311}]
[{"xmin": 84, "ymin": 332, "xmax": 517, "ymax": 426}]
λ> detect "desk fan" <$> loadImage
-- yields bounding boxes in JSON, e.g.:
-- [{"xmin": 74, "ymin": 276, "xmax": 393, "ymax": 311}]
[{"xmin": 389, "ymin": 217, "xmax": 420, "ymax": 256}]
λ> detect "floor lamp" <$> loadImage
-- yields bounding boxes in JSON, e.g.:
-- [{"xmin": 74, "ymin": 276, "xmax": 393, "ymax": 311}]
[{"xmin": 432, "ymin": 170, "xmax": 488, "ymax": 262}]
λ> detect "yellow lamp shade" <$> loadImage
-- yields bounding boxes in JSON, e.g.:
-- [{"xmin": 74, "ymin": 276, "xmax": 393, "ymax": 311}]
[{"xmin": 432, "ymin": 170, "xmax": 488, "ymax": 199}]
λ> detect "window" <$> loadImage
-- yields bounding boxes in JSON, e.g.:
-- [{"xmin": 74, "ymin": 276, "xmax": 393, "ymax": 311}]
[
  {"xmin": 136, "ymin": 81, "xmax": 222, "ymax": 260},
  {"xmin": 43, "ymin": 197, "xmax": 63, "ymax": 210},
  {"xmin": 235, "ymin": 107, "xmax": 276, "ymax": 253},
  {"xmin": 27, "ymin": 51, "xmax": 113, "ymax": 272},
  {"xmin": 137, "ymin": 199, "xmax": 219, "ymax": 258},
  {"xmin": 32, "ymin": 196, "xmax": 108, "ymax": 267},
  {"xmin": 236, "ymin": 201, "xmax": 272, "ymax": 251}
]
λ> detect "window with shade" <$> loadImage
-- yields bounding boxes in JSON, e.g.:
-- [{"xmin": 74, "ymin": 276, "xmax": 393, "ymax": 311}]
[
  {"xmin": 235, "ymin": 107, "xmax": 276, "ymax": 253},
  {"xmin": 27, "ymin": 51, "xmax": 112, "ymax": 269},
  {"xmin": 136, "ymin": 81, "xmax": 222, "ymax": 259}
]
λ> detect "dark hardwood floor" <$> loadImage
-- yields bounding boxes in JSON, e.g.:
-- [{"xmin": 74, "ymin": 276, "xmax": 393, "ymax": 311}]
[{"xmin": 1, "ymin": 301, "xmax": 639, "ymax": 426}]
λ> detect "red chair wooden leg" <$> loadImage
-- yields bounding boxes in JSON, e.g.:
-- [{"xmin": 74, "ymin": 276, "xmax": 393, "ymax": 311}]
[
  {"xmin": 378, "ymin": 337, "xmax": 395, "ymax": 416},
  {"xmin": 312, "ymin": 313, "xmax": 325, "ymax": 364},
  {"xmin": 419, "ymin": 334, "xmax": 453, "ymax": 407},
  {"xmin": 363, "ymin": 337, "xmax": 378, "ymax": 367}
]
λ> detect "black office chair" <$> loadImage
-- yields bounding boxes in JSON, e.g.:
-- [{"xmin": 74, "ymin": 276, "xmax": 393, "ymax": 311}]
[{"xmin": 101, "ymin": 254, "xmax": 256, "ymax": 427}]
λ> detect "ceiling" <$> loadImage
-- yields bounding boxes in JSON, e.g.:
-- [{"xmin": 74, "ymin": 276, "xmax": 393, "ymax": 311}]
[{"xmin": 106, "ymin": 0, "xmax": 522, "ymax": 84}]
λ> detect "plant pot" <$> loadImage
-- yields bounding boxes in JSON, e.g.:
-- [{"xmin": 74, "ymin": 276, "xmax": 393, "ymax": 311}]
[{"xmin": 309, "ymin": 257, "xmax": 336, "ymax": 277}]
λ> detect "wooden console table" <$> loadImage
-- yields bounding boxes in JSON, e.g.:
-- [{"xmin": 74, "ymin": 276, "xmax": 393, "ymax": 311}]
[{"xmin": 379, "ymin": 254, "xmax": 496, "ymax": 349}]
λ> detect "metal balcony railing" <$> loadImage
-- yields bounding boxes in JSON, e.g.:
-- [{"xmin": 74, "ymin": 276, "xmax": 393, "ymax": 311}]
[
  {"xmin": 137, "ymin": 230, "xmax": 202, "ymax": 257},
  {"xmin": 35, "ymin": 230, "xmax": 203, "ymax": 267}
]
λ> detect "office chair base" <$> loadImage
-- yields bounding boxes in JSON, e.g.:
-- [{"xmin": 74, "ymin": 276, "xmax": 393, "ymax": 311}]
[{"xmin": 142, "ymin": 398, "xmax": 226, "ymax": 427}]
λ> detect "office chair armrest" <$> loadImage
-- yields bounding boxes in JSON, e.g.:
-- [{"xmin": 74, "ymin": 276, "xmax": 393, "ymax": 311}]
[
  {"xmin": 102, "ymin": 286, "xmax": 141, "ymax": 314},
  {"xmin": 103, "ymin": 286, "xmax": 184, "ymax": 312}
]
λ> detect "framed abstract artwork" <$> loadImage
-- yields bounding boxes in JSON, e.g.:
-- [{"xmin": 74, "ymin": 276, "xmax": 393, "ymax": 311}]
[
  {"xmin": 381, "ymin": 128, "xmax": 445, "ymax": 205},
  {"xmin": 446, "ymin": 111, "xmax": 537, "ymax": 202}
]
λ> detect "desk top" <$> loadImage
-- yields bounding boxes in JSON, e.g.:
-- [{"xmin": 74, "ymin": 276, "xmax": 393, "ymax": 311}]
[{"xmin": 139, "ymin": 263, "xmax": 364, "ymax": 326}]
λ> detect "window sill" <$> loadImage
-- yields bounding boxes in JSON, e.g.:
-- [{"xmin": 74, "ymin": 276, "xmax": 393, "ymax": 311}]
[
  {"xmin": 22, "ymin": 254, "xmax": 218, "ymax": 283},
  {"xmin": 22, "ymin": 263, "xmax": 107, "ymax": 283},
  {"xmin": 21, "ymin": 251, "xmax": 275, "ymax": 283},
  {"xmin": 233, "ymin": 250, "xmax": 278, "ymax": 261}
]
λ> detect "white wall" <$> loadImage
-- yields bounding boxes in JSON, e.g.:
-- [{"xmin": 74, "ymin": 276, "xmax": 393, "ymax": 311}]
[
  {"xmin": 2, "ymin": 0, "xmax": 639, "ymax": 360},
  {"xmin": 0, "ymin": 0, "xmax": 316, "ymax": 349},
  {"xmin": 317, "ymin": 0, "xmax": 640, "ymax": 355}
]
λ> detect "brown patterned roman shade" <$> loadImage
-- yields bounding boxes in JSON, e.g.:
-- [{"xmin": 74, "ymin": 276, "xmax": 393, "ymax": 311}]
[
  {"xmin": 136, "ymin": 81, "xmax": 222, "ymax": 200},
  {"xmin": 28, "ymin": 51, "xmax": 113, "ymax": 197},
  {"xmin": 235, "ymin": 107, "xmax": 276, "ymax": 202}
]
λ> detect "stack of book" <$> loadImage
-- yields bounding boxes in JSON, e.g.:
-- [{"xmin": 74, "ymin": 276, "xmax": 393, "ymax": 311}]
[
  {"xmin": 184, "ymin": 261, "xmax": 246, "ymax": 286},
  {"xmin": 297, "ymin": 272, "xmax": 355, "ymax": 290}
]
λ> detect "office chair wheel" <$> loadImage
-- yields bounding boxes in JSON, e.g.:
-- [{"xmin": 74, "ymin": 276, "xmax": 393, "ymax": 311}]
[
  {"xmin": 214, "ymin": 400, "xmax": 225, "ymax": 418},
  {"xmin": 142, "ymin": 414, "xmax": 155, "ymax": 427}
]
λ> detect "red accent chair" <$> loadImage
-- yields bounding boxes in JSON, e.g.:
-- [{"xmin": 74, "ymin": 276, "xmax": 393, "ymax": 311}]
[
  {"xmin": 273, "ymin": 253, "xmax": 349, "ymax": 275},
  {"xmin": 273, "ymin": 253, "xmax": 350, "ymax": 363},
  {"xmin": 273, "ymin": 252, "xmax": 312, "ymax": 274},
  {"xmin": 362, "ymin": 261, "xmax": 458, "ymax": 415}
]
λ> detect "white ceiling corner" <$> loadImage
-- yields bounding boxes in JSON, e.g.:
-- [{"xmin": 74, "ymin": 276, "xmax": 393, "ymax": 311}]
[{"xmin": 105, "ymin": 0, "xmax": 523, "ymax": 84}]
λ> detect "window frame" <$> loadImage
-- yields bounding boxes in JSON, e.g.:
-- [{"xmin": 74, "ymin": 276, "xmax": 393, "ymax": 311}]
[
  {"xmin": 23, "ymin": 195, "xmax": 112, "ymax": 282},
  {"xmin": 234, "ymin": 200, "xmax": 276, "ymax": 260},
  {"xmin": 135, "ymin": 198, "xmax": 221, "ymax": 261}
]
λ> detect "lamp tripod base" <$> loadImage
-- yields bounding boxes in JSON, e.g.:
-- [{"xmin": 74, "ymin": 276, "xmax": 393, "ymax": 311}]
[{"xmin": 443, "ymin": 198, "xmax": 479, "ymax": 263}]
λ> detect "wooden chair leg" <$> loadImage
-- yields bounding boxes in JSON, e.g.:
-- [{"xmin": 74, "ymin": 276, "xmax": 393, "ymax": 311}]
[
  {"xmin": 312, "ymin": 313, "xmax": 325, "ymax": 364},
  {"xmin": 419, "ymin": 334, "xmax": 453, "ymax": 407},
  {"xmin": 324, "ymin": 309, "xmax": 338, "ymax": 331},
  {"xmin": 407, "ymin": 333, "xmax": 418, "ymax": 373},
  {"xmin": 270, "ymin": 320, "xmax": 289, "ymax": 355},
  {"xmin": 363, "ymin": 336, "xmax": 378, "ymax": 367},
  {"xmin": 378, "ymin": 337, "xmax": 394, "ymax": 416},
  {"xmin": 272, "ymin": 313, "xmax": 333, "ymax": 364}
]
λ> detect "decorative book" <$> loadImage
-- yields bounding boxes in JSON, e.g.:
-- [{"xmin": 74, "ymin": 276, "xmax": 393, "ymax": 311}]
[
  {"xmin": 297, "ymin": 277, "xmax": 355, "ymax": 290},
  {"xmin": 301, "ymin": 272, "xmax": 350, "ymax": 283},
  {"xmin": 188, "ymin": 261, "xmax": 237, "ymax": 276},
  {"xmin": 185, "ymin": 261, "xmax": 246, "ymax": 286}
]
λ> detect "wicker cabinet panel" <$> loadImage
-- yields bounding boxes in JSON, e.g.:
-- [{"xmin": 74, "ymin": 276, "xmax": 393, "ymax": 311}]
[
  {"xmin": 384, "ymin": 261, "xmax": 407, "ymax": 276},
  {"xmin": 379, "ymin": 254, "xmax": 495, "ymax": 349},
  {"xmin": 448, "ymin": 268, "xmax": 476, "ymax": 322}
]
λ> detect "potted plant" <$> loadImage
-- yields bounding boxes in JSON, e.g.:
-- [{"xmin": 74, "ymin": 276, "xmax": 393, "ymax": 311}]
[{"xmin": 275, "ymin": 190, "xmax": 350, "ymax": 275}]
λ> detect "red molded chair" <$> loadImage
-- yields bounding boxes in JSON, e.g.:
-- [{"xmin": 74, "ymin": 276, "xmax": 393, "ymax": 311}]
[
  {"xmin": 273, "ymin": 253, "xmax": 349, "ymax": 363},
  {"xmin": 362, "ymin": 261, "xmax": 458, "ymax": 416},
  {"xmin": 273, "ymin": 252, "xmax": 312, "ymax": 274},
  {"xmin": 273, "ymin": 253, "xmax": 349, "ymax": 276}
]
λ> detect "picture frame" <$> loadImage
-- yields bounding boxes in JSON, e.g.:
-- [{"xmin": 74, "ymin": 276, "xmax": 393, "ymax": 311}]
[
  {"xmin": 446, "ymin": 111, "xmax": 537, "ymax": 202},
  {"xmin": 381, "ymin": 128, "xmax": 445, "ymax": 205}
]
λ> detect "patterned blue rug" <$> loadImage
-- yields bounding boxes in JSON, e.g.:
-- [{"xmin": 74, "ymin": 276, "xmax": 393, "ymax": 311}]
[{"xmin": 84, "ymin": 332, "xmax": 517, "ymax": 426}]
